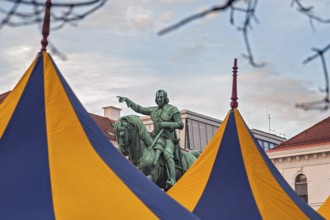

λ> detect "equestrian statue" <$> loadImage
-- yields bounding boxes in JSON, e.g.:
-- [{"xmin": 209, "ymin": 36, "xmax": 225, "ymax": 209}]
[{"xmin": 113, "ymin": 89, "xmax": 198, "ymax": 190}]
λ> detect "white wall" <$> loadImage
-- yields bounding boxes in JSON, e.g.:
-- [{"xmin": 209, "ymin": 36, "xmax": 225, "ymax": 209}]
[{"xmin": 269, "ymin": 149, "xmax": 330, "ymax": 210}]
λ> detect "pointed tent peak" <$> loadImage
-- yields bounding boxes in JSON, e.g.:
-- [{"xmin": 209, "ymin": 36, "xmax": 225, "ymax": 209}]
[
  {"xmin": 0, "ymin": 50, "xmax": 198, "ymax": 220},
  {"xmin": 167, "ymin": 107, "xmax": 324, "ymax": 220},
  {"xmin": 41, "ymin": 0, "xmax": 52, "ymax": 52},
  {"xmin": 230, "ymin": 58, "xmax": 238, "ymax": 109}
]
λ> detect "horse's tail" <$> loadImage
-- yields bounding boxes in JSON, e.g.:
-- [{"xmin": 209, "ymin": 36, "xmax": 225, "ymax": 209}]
[
  {"xmin": 188, "ymin": 149, "xmax": 201, "ymax": 158},
  {"xmin": 177, "ymin": 149, "xmax": 199, "ymax": 173}
]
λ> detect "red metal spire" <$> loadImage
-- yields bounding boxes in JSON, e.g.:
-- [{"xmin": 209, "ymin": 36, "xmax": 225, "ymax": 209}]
[
  {"xmin": 230, "ymin": 58, "xmax": 238, "ymax": 109},
  {"xmin": 41, "ymin": 0, "xmax": 52, "ymax": 51}
]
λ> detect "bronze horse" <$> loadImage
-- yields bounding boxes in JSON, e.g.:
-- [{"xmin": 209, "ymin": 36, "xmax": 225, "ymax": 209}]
[{"xmin": 112, "ymin": 115, "xmax": 198, "ymax": 190}]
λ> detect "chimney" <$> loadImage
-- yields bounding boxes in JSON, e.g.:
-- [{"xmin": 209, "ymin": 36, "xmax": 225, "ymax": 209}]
[{"xmin": 102, "ymin": 106, "xmax": 121, "ymax": 120}]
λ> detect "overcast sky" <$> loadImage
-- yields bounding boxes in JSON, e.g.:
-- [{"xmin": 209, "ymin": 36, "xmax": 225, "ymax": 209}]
[{"xmin": 1, "ymin": 0, "xmax": 330, "ymax": 139}]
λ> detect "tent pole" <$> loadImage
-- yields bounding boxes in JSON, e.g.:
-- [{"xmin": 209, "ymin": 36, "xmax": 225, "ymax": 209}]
[
  {"xmin": 41, "ymin": 0, "xmax": 52, "ymax": 52},
  {"xmin": 230, "ymin": 58, "xmax": 238, "ymax": 109}
]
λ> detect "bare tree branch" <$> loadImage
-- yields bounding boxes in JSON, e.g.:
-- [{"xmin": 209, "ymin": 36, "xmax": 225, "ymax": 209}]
[
  {"xmin": 292, "ymin": 0, "xmax": 330, "ymax": 25},
  {"xmin": 238, "ymin": 0, "xmax": 264, "ymax": 67},
  {"xmin": 1, "ymin": 0, "xmax": 330, "ymax": 111},
  {"xmin": 158, "ymin": 0, "xmax": 264, "ymax": 67},
  {"xmin": 1, "ymin": 0, "xmax": 107, "ymax": 30},
  {"xmin": 49, "ymin": 40, "xmax": 67, "ymax": 61},
  {"xmin": 0, "ymin": 0, "xmax": 21, "ymax": 30},
  {"xmin": 296, "ymin": 99, "xmax": 329, "ymax": 111},
  {"xmin": 296, "ymin": 43, "xmax": 330, "ymax": 111},
  {"xmin": 3, "ymin": 0, "xmax": 105, "ymax": 8},
  {"xmin": 0, "ymin": 0, "xmax": 107, "ymax": 60},
  {"xmin": 158, "ymin": 0, "xmax": 330, "ymax": 110},
  {"xmin": 158, "ymin": 0, "xmax": 238, "ymax": 36}
]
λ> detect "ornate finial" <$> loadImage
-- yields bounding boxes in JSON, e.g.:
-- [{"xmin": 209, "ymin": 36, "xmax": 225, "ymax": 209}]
[
  {"xmin": 41, "ymin": 0, "xmax": 52, "ymax": 52},
  {"xmin": 230, "ymin": 58, "xmax": 238, "ymax": 108}
]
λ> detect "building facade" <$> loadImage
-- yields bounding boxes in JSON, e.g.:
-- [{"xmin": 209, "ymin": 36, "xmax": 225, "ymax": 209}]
[
  {"xmin": 140, "ymin": 109, "xmax": 285, "ymax": 151},
  {"xmin": 0, "ymin": 91, "xmax": 285, "ymax": 151},
  {"xmin": 252, "ymin": 128, "xmax": 287, "ymax": 151},
  {"xmin": 267, "ymin": 116, "xmax": 330, "ymax": 210}
]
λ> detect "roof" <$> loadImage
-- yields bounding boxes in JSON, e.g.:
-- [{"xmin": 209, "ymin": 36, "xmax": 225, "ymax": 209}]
[
  {"xmin": 89, "ymin": 113, "xmax": 116, "ymax": 141},
  {"xmin": 251, "ymin": 128, "xmax": 287, "ymax": 143},
  {"xmin": 0, "ymin": 91, "xmax": 10, "ymax": 104},
  {"xmin": 167, "ymin": 108, "xmax": 323, "ymax": 220},
  {"xmin": 268, "ymin": 115, "xmax": 330, "ymax": 152},
  {"xmin": 0, "ymin": 91, "xmax": 116, "ymax": 142},
  {"xmin": 0, "ymin": 51, "xmax": 197, "ymax": 220}
]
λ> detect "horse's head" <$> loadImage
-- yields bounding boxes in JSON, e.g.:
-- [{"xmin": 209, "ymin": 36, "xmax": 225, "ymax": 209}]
[
  {"xmin": 112, "ymin": 115, "xmax": 154, "ymax": 160},
  {"xmin": 112, "ymin": 117, "xmax": 135, "ymax": 156}
]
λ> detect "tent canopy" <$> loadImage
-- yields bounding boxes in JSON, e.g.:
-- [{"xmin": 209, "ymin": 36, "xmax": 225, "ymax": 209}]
[
  {"xmin": 318, "ymin": 196, "xmax": 330, "ymax": 219},
  {"xmin": 0, "ymin": 52, "xmax": 198, "ymax": 220},
  {"xmin": 167, "ymin": 60, "xmax": 324, "ymax": 220}
]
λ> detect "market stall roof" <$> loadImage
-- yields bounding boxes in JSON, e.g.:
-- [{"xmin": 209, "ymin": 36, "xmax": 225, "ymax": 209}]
[
  {"xmin": 0, "ymin": 92, "xmax": 117, "ymax": 142},
  {"xmin": 318, "ymin": 195, "xmax": 330, "ymax": 219},
  {"xmin": 167, "ymin": 59, "xmax": 324, "ymax": 220},
  {"xmin": 0, "ymin": 2, "xmax": 197, "ymax": 219}
]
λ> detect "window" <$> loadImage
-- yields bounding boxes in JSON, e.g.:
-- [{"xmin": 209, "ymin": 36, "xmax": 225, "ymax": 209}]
[
  {"xmin": 256, "ymin": 140, "xmax": 276, "ymax": 151},
  {"xmin": 263, "ymin": 141, "xmax": 270, "ymax": 150},
  {"xmin": 295, "ymin": 174, "xmax": 308, "ymax": 203}
]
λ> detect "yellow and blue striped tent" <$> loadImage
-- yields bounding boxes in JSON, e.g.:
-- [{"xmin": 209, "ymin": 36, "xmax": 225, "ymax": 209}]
[
  {"xmin": 318, "ymin": 196, "xmax": 330, "ymax": 219},
  {"xmin": 0, "ymin": 52, "xmax": 198, "ymax": 220},
  {"xmin": 167, "ymin": 60, "xmax": 324, "ymax": 220}
]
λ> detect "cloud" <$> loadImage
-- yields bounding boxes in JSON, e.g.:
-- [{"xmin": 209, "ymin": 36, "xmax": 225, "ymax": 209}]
[
  {"xmin": 81, "ymin": 0, "xmax": 160, "ymax": 34},
  {"xmin": 52, "ymin": 51, "xmax": 160, "ymax": 114},
  {"xmin": 159, "ymin": 10, "xmax": 176, "ymax": 22},
  {"xmin": 81, "ymin": 0, "xmax": 219, "ymax": 35},
  {"xmin": 130, "ymin": 14, "xmax": 154, "ymax": 31},
  {"xmin": 1, "ymin": 0, "xmax": 329, "ymax": 141},
  {"xmin": 171, "ymin": 34, "xmax": 210, "ymax": 64},
  {"xmin": 49, "ymin": 47, "xmax": 326, "ymax": 139},
  {"xmin": 0, "ymin": 39, "xmax": 39, "ymax": 91},
  {"xmin": 237, "ymin": 65, "xmax": 328, "ymax": 137}
]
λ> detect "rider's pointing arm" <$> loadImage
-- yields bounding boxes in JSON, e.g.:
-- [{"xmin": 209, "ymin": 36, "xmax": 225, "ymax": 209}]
[{"xmin": 117, "ymin": 96, "xmax": 152, "ymax": 115}]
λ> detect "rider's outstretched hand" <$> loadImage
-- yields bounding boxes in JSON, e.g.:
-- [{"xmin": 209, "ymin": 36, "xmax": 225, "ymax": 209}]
[{"xmin": 117, "ymin": 96, "xmax": 127, "ymax": 103}]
